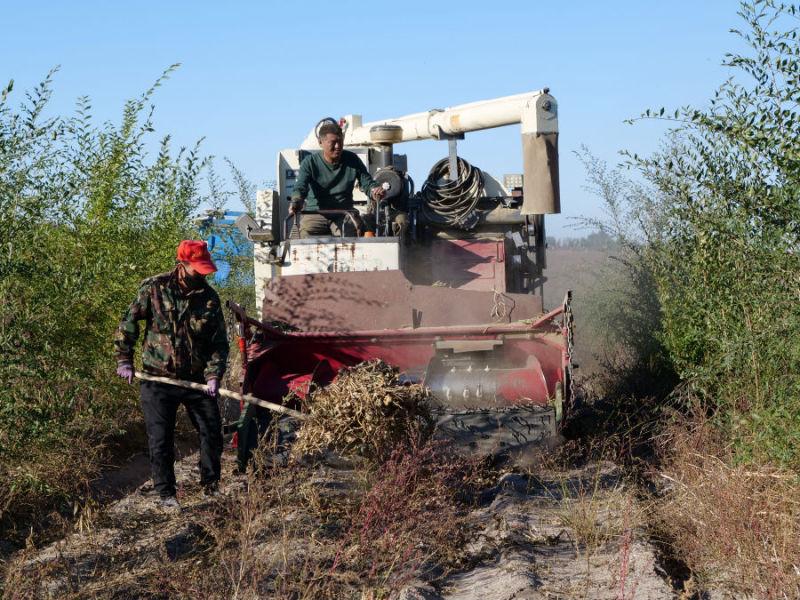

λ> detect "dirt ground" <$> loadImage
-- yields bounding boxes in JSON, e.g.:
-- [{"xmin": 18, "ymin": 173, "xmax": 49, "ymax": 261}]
[
  {"xmin": 10, "ymin": 440, "xmax": 674, "ymax": 599},
  {"xmin": 405, "ymin": 464, "xmax": 672, "ymax": 599}
]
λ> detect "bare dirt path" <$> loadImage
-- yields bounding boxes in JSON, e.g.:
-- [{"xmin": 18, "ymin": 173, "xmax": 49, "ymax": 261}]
[
  {"xmin": 403, "ymin": 463, "xmax": 672, "ymax": 600},
  {"xmin": 10, "ymin": 442, "xmax": 675, "ymax": 599}
]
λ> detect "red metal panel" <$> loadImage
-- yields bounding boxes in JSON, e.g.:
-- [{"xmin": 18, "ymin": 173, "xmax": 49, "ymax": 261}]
[
  {"xmin": 262, "ymin": 270, "xmax": 540, "ymax": 332},
  {"xmin": 429, "ymin": 239, "xmax": 506, "ymax": 292},
  {"xmin": 248, "ymin": 322, "xmax": 566, "ymax": 409},
  {"xmin": 245, "ymin": 270, "xmax": 571, "ymax": 412}
]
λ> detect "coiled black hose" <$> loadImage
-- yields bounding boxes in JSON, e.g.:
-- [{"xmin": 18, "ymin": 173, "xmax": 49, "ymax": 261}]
[{"xmin": 418, "ymin": 156, "xmax": 484, "ymax": 230}]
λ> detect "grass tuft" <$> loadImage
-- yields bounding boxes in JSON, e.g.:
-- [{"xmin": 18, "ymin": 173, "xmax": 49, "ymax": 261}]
[{"xmin": 655, "ymin": 412, "xmax": 800, "ymax": 597}]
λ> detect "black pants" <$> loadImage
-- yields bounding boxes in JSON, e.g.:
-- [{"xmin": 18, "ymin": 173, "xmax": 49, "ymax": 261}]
[
  {"xmin": 140, "ymin": 380, "xmax": 223, "ymax": 498},
  {"xmin": 297, "ymin": 213, "xmax": 365, "ymax": 238}
]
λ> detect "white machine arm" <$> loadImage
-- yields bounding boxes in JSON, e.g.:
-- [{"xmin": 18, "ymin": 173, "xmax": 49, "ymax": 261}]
[
  {"xmin": 343, "ymin": 89, "xmax": 557, "ymax": 144},
  {"xmin": 300, "ymin": 89, "xmax": 557, "ymax": 146},
  {"xmin": 298, "ymin": 89, "xmax": 560, "ymax": 214}
]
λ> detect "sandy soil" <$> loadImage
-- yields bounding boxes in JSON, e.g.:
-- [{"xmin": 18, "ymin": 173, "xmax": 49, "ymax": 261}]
[
  {"xmin": 402, "ymin": 463, "xmax": 673, "ymax": 600},
  {"xmin": 14, "ymin": 443, "xmax": 674, "ymax": 599}
]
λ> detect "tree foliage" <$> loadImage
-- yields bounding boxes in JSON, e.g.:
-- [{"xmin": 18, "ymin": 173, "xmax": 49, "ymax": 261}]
[
  {"xmin": 626, "ymin": 1, "xmax": 800, "ymax": 467},
  {"xmin": 0, "ymin": 67, "xmax": 223, "ymax": 521}
]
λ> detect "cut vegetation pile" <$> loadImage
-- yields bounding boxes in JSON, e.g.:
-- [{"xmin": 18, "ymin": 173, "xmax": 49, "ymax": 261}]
[{"xmin": 293, "ymin": 360, "xmax": 435, "ymax": 461}]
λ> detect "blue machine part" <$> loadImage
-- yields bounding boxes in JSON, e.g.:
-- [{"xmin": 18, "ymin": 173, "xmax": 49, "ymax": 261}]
[{"xmin": 195, "ymin": 210, "xmax": 250, "ymax": 283}]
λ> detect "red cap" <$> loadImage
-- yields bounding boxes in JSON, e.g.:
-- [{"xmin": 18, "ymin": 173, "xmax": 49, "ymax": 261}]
[{"xmin": 176, "ymin": 240, "xmax": 217, "ymax": 275}]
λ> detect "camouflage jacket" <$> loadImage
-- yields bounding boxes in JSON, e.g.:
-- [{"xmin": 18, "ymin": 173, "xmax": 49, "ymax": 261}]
[{"xmin": 114, "ymin": 270, "xmax": 228, "ymax": 383}]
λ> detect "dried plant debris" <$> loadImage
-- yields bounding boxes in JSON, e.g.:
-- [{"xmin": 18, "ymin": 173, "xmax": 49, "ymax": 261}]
[{"xmin": 293, "ymin": 360, "xmax": 435, "ymax": 461}]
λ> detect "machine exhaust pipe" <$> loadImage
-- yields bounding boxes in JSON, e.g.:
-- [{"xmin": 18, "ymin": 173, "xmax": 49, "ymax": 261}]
[
  {"xmin": 304, "ymin": 90, "xmax": 561, "ymax": 215},
  {"xmin": 298, "ymin": 90, "xmax": 561, "ymax": 215}
]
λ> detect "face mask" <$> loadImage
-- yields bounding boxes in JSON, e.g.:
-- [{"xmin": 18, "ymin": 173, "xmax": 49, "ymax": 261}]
[
  {"xmin": 178, "ymin": 263, "xmax": 206, "ymax": 288},
  {"xmin": 187, "ymin": 272, "xmax": 206, "ymax": 285}
]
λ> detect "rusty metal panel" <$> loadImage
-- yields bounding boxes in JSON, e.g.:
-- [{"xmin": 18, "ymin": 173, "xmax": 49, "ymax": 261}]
[
  {"xmin": 254, "ymin": 237, "xmax": 400, "ymax": 319},
  {"xmin": 281, "ymin": 237, "xmax": 400, "ymax": 275}
]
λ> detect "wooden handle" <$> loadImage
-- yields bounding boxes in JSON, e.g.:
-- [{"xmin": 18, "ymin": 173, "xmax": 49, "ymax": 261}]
[{"xmin": 134, "ymin": 371, "xmax": 307, "ymax": 420}]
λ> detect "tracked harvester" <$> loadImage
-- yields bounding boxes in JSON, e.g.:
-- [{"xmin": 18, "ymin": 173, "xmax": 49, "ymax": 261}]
[{"xmin": 229, "ymin": 89, "xmax": 573, "ymax": 461}]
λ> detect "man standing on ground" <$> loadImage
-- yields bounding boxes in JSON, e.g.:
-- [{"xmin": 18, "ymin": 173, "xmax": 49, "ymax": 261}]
[
  {"xmin": 290, "ymin": 121, "xmax": 386, "ymax": 237},
  {"xmin": 114, "ymin": 240, "xmax": 228, "ymax": 510}
]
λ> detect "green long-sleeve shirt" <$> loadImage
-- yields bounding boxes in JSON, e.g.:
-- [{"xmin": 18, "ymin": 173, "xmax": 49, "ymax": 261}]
[
  {"xmin": 114, "ymin": 270, "xmax": 228, "ymax": 383},
  {"xmin": 290, "ymin": 150, "xmax": 377, "ymax": 211}
]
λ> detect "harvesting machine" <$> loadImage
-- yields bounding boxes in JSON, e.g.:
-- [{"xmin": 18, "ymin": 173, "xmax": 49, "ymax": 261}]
[{"xmin": 227, "ymin": 89, "xmax": 574, "ymax": 465}]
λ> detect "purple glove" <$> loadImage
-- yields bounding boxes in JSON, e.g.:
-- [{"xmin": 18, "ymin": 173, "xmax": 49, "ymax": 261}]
[
  {"xmin": 116, "ymin": 362, "xmax": 134, "ymax": 384},
  {"xmin": 206, "ymin": 378, "xmax": 219, "ymax": 398}
]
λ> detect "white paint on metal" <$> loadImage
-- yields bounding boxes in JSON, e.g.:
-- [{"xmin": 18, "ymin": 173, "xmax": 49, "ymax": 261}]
[
  {"xmin": 253, "ymin": 238, "xmax": 400, "ymax": 318},
  {"xmin": 520, "ymin": 93, "xmax": 558, "ymax": 135},
  {"xmin": 281, "ymin": 238, "xmax": 400, "ymax": 276},
  {"xmin": 255, "ymin": 189, "xmax": 277, "ymax": 231},
  {"xmin": 481, "ymin": 171, "xmax": 510, "ymax": 196}
]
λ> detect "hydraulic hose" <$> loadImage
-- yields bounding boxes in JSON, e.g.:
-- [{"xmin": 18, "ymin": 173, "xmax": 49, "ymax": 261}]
[{"xmin": 418, "ymin": 156, "xmax": 484, "ymax": 230}]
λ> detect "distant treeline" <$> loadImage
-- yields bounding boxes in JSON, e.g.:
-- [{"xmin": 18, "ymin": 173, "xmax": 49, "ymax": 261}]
[{"xmin": 547, "ymin": 230, "xmax": 619, "ymax": 251}]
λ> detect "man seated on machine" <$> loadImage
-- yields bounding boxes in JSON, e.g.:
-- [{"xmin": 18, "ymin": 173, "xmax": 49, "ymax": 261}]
[{"xmin": 289, "ymin": 121, "xmax": 386, "ymax": 238}]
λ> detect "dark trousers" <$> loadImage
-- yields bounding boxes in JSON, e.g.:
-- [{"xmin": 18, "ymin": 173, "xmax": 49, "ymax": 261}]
[
  {"xmin": 298, "ymin": 213, "xmax": 364, "ymax": 238},
  {"xmin": 140, "ymin": 380, "xmax": 223, "ymax": 498},
  {"xmin": 366, "ymin": 209, "xmax": 408, "ymax": 238},
  {"xmin": 299, "ymin": 213, "xmax": 344, "ymax": 237}
]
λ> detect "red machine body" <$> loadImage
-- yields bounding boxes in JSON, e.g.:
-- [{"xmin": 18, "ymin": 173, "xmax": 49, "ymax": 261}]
[
  {"xmin": 228, "ymin": 89, "xmax": 568, "ymax": 463},
  {"xmin": 240, "ymin": 255, "xmax": 573, "ymax": 413}
]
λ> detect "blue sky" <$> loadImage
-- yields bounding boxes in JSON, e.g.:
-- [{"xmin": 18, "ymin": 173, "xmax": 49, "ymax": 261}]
[{"xmin": 1, "ymin": 1, "xmax": 745, "ymax": 236}]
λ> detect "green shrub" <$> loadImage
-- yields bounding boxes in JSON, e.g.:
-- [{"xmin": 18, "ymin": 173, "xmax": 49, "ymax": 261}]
[
  {"xmin": 0, "ymin": 66, "xmax": 244, "ymax": 536},
  {"xmin": 624, "ymin": 1, "xmax": 800, "ymax": 467}
]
